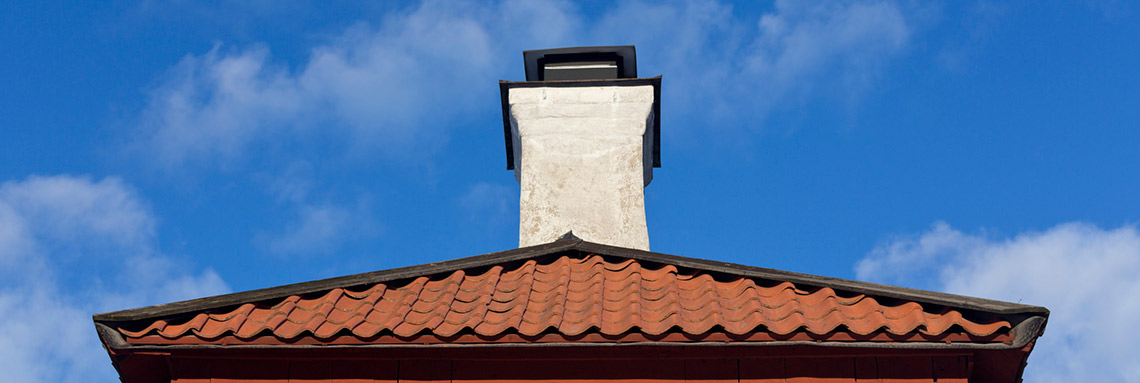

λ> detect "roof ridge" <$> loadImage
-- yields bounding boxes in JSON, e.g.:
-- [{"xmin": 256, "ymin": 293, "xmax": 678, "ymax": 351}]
[{"xmin": 93, "ymin": 238, "xmax": 1047, "ymax": 328}]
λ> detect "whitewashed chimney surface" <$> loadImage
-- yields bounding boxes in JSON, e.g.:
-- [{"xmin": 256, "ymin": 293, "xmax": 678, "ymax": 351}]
[{"xmin": 508, "ymin": 85, "xmax": 656, "ymax": 251}]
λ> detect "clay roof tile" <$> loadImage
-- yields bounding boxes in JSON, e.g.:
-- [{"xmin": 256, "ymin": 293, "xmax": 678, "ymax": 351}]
[{"xmin": 97, "ymin": 240, "xmax": 1044, "ymax": 349}]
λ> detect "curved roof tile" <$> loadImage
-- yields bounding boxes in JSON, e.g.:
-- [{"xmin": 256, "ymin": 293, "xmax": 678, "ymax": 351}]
[{"xmin": 114, "ymin": 254, "xmax": 1010, "ymax": 342}]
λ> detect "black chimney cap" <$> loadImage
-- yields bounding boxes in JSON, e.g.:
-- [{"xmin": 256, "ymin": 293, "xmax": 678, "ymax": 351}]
[
  {"xmin": 502, "ymin": 45, "xmax": 659, "ymax": 171},
  {"xmin": 523, "ymin": 46, "xmax": 637, "ymax": 82}
]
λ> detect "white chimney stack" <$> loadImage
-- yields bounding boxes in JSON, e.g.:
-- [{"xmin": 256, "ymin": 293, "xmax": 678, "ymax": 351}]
[{"xmin": 499, "ymin": 46, "xmax": 661, "ymax": 251}]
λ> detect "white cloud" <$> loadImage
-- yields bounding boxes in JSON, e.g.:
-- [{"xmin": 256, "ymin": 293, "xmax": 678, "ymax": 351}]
[
  {"xmin": 857, "ymin": 221, "xmax": 1140, "ymax": 383},
  {"xmin": 130, "ymin": 0, "xmax": 921, "ymax": 253},
  {"xmin": 591, "ymin": 0, "xmax": 914, "ymax": 125},
  {"xmin": 459, "ymin": 182, "xmax": 516, "ymax": 223},
  {"xmin": 0, "ymin": 176, "xmax": 154, "ymax": 249},
  {"xmin": 256, "ymin": 202, "xmax": 372, "ymax": 256},
  {"xmin": 748, "ymin": 0, "xmax": 910, "ymax": 101},
  {"xmin": 136, "ymin": 0, "xmax": 576, "ymax": 168},
  {"xmin": 141, "ymin": 45, "xmax": 306, "ymax": 166},
  {"xmin": 127, "ymin": 0, "xmax": 924, "ymax": 259},
  {"xmin": 253, "ymin": 163, "xmax": 380, "ymax": 256},
  {"xmin": 135, "ymin": 0, "xmax": 921, "ymax": 169},
  {"xmin": 0, "ymin": 175, "xmax": 229, "ymax": 383}
]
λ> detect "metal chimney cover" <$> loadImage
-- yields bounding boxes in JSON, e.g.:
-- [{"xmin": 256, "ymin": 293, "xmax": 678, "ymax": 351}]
[{"xmin": 523, "ymin": 46, "xmax": 637, "ymax": 81}]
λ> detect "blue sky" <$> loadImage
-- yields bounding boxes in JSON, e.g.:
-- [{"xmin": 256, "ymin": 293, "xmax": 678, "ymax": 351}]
[{"xmin": 2, "ymin": 1, "xmax": 1138, "ymax": 382}]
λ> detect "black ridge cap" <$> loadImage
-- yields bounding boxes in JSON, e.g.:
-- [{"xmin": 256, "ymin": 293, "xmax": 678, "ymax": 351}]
[
  {"xmin": 499, "ymin": 77, "xmax": 662, "ymax": 171},
  {"xmin": 94, "ymin": 237, "xmax": 1047, "ymax": 324}
]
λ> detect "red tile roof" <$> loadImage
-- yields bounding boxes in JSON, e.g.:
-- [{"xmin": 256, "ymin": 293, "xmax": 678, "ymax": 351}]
[{"xmin": 115, "ymin": 254, "xmax": 1010, "ymax": 343}]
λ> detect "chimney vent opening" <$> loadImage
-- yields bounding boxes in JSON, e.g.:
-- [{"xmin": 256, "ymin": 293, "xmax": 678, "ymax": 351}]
[{"xmin": 543, "ymin": 60, "xmax": 618, "ymax": 81}]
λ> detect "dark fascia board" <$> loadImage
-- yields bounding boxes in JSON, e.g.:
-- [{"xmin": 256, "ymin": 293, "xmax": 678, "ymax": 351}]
[
  {"xmin": 523, "ymin": 45, "xmax": 637, "ymax": 81},
  {"xmin": 101, "ymin": 320, "xmax": 1044, "ymax": 352},
  {"xmin": 94, "ymin": 236, "xmax": 1046, "ymax": 326},
  {"xmin": 499, "ymin": 77, "xmax": 662, "ymax": 171},
  {"xmin": 97, "ymin": 316, "xmax": 1047, "ymax": 353}
]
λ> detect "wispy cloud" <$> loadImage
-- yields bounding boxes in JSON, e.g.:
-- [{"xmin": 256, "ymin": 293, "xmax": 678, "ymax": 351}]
[
  {"xmin": 935, "ymin": 1, "xmax": 1007, "ymax": 71},
  {"xmin": 747, "ymin": 0, "xmax": 911, "ymax": 102},
  {"xmin": 255, "ymin": 201, "xmax": 376, "ymax": 256},
  {"xmin": 133, "ymin": 0, "xmax": 921, "ymax": 170},
  {"xmin": 134, "ymin": 0, "xmax": 577, "ymax": 169},
  {"xmin": 585, "ymin": 0, "xmax": 916, "ymax": 131},
  {"xmin": 0, "ymin": 175, "xmax": 229, "ymax": 383},
  {"xmin": 130, "ymin": 0, "xmax": 925, "ymax": 257},
  {"xmin": 253, "ymin": 162, "xmax": 379, "ymax": 256},
  {"xmin": 459, "ymin": 182, "xmax": 516, "ymax": 224},
  {"xmin": 857, "ymin": 221, "xmax": 1140, "ymax": 382}
]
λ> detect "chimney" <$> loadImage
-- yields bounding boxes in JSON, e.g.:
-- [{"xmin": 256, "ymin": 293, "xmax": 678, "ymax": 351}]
[{"xmin": 499, "ymin": 46, "xmax": 661, "ymax": 250}]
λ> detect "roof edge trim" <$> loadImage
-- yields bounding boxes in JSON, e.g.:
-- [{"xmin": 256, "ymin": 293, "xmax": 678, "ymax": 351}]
[{"xmin": 100, "ymin": 337, "xmax": 1033, "ymax": 352}]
